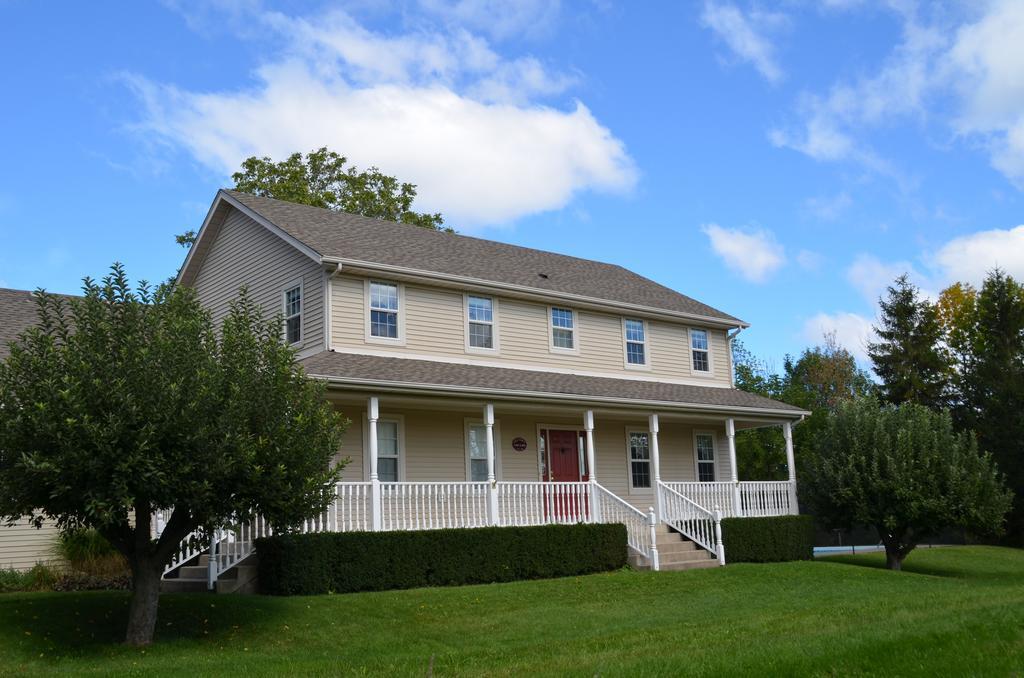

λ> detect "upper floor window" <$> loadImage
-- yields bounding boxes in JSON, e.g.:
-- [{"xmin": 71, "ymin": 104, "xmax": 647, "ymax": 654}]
[
  {"xmin": 467, "ymin": 295, "xmax": 495, "ymax": 350},
  {"xmin": 695, "ymin": 432, "xmax": 716, "ymax": 482},
  {"xmin": 369, "ymin": 281, "xmax": 400, "ymax": 339},
  {"xmin": 691, "ymin": 329, "xmax": 710, "ymax": 372},
  {"xmin": 624, "ymin": 319, "xmax": 647, "ymax": 366},
  {"xmin": 550, "ymin": 307, "xmax": 575, "ymax": 351},
  {"xmin": 283, "ymin": 282, "xmax": 302, "ymax": 345}
]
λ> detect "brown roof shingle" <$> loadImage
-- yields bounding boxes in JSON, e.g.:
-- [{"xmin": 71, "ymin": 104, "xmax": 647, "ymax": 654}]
[
  {"xmin": 0, "ymin": 288, "xmax": 45, "ymax": 360},
  {"xmin": 299, "ymin": 351, "xmax": 806, "ymax": 416},
  {"xmin": 224, "ymin": 190, "xmax": 744, "ymax": 324}
]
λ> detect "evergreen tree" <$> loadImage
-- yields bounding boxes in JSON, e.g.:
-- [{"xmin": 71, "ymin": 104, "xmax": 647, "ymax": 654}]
[
  {"xmin": 868, "ymin": 275, "xmax": 951, "ymax": 409},
  {"xmin": 959, "ymin": 270, "xmax": 1024, "ymax": 544}
]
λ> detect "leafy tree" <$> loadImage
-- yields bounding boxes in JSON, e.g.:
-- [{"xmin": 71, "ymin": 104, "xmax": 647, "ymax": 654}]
[
  {"xmin": 868, "ymin": 275, "xmax": 951, "ymax": 410},
  {"xmin": 936, "ymin": 281, "xmax": 978, "ymax": 372},
  {"xmin": 807, "ymin": 397, "xmax": 1012, "ymax": 570},
  {"xmin": 732, "ymin": 334, "xmax": 873, "ymax": 481},
  {"xmin": 0, "ymin": 265, "xmax": 346, "ymax": 645},
  {"xmin": 177, "ymin": 147, "xmax": 447, "ymax": 246},
  {"xmin": 957, "ymin": 270, "xmax": 1024, "ymax": 544}
]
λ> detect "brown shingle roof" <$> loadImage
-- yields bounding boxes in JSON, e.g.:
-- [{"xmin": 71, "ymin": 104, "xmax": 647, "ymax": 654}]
[
  {"xmin": 223, "ymin": 190, "xmax": 744, "ymax": 324},
  {"xmin": 300, "ymin": 351, "xmax": 806, "ymax": 416},
  {"xmin": 0, "ymin": 288, "xmax": 45, "ymax": 360}
]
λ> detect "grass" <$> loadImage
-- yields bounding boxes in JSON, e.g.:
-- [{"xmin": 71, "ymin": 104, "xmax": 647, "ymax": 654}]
[{"xmin": 0, "ymin": 546, "xmax": 1022, "ymax": 676}]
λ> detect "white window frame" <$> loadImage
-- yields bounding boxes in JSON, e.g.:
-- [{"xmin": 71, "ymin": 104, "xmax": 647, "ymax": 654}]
[
  {"xmin": 464, "ymin": 418, "xmax": 502, "ymax": 482},
  {"xmin": 281, "ymin": 278, "xmax": 303, "ymax": 346},
  {"xmin": 548, "ymin": 306, "xmax": 580, "ymax": 355},
  {"xmin": 363, "ymin": 413, "xmax": 406, "ymax": 482},
  {"xmin": 463, "ymin": 294, "xmax": 500, "ymax": 354},
  {"xmin": 693, "ymin": 430, "xmax": 718, "ymax": 483},
  {"xmin": 622, "ymin": 318, "xmax": 650, "ymax": 370},
  {"xmin": 689, "ymin": 327, "xmax": 713, "ymax": 376},
  {"xmin": 625, "ymin": 428, "xmax": 653, "ymax": 493},
  {"xmin": 364, "ymin": 279, "xmax": 406, "ymax": 346}
]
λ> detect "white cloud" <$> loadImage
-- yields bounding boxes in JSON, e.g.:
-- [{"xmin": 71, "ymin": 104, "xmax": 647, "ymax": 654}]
[
  {"xmin": 127, "ymin": 7, "xmax": 635, "ymax": 228},
  {"xmin": 701, "ymin": 224, "xmax": 785, "ymax": 283},
  {"xmin": 846, "ymin": 253, "xmax": 920, "ymax": 304},
  {"xmin": 801, "ymin": 311, "xmax": 875, "ymax": 363},
  {"xmin": 945, "ymin": 0, "xmax": 1024, "ymax": 187},
  {"xmin": 700, "ymin": 2, "xmax": 786, "ymax": 84},
  {"xmin": 803, "ymin": 190, "xmax": 852, "ymax": 221},
  {"xmin": 417, "ymin": 0, "xmax": 562, "ymax": 41},
  {"xmin": 930, "ymin": 225, "xmax": 1024, "ymax": 285},
  {"xmin": 773, "ymin": 1, "xmax": 1024, "ymax": 191},
  {"xmin": 796, "ymin": 249, "xmax": 824, "ymax": 271}
]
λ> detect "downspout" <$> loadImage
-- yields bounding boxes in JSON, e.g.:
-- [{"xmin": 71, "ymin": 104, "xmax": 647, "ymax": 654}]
[
  {"xmin": 727, "ymin": 327, "xmax": 744, "ymax": 388},
  {"xmin": 324, "ymin": 262, "xmax": 342, "ymax": 352}
]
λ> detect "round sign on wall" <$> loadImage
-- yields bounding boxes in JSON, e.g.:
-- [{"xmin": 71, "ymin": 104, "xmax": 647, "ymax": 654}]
[{"xmin": 511, "ymin": 436, "xmax": 528, "ymax": 452}]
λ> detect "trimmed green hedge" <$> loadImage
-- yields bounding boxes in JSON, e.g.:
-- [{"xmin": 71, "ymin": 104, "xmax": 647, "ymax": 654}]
[
  {"xmin": 721, "ymin": 515, "xmax": 815, "ymax": 563},
  {"xmin": 256, "ymin": 523, "xmax": 627, "ymax": 595}
]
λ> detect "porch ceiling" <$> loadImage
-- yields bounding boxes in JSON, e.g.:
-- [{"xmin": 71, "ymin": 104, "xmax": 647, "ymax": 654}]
[{"xmin": 300, "ymin": 351, "xmax": 808, "ymax": 419}]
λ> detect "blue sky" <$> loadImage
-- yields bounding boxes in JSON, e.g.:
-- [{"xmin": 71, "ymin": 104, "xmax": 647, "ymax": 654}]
[{"xmin": 2, "ymin": 1, "xmax": 1024, "ymax": 369}]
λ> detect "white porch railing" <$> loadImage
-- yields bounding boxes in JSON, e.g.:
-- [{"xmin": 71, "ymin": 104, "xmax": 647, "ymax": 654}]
[
  {"xmin": 739, "ymin": 481, "xmax": 794, "ymax": 517},
  {"xmin": 380, "ymin": 482, "xmax": 489, "ymax": 531},
  {"xmin": 496, "ymin": 481, "xmax": 592, "ymax": 527},
  {"xmin": 657, "ymin": 482, "xmax": 724, "ymax": 565},
  {"xmin": 591, "ymin": 483, "xmax": 657, "ymax": 568},
  {"xmin": 664, "ymin": 481, "xmax": 795, "ymax": 518},
  {"xmin": 164, "ymin": 479, "xmax": 796, "ymax": 583}
]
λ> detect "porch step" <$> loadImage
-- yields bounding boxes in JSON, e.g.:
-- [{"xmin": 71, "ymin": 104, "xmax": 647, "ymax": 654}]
[
  {"xmin": 660, "ymin": 558, "xmax": 720, "ymax": 572},
  {"xmin": 160, "ymin": 577, "xmax": 208, "ymax": 593}
]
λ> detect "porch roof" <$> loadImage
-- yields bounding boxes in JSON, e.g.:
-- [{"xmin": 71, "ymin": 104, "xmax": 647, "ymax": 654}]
[{"xmin": 300, "ymin": 351, "xmax": 809, "ymax": 418}]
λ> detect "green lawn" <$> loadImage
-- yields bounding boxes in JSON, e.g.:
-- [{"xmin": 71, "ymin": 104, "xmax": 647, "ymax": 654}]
[{"xmin": 1, "ymin": 546, "xmax": 1022, "ymax": 676}]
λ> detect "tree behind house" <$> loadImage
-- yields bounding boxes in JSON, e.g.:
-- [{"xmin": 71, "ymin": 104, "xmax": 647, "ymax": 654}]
[
  {"xmin": 867, "ymin": 274, "xmax": 951, "ymax": 410},
  {"xmin": 806, "ymin": 397, "xmax": 1011, "ymax": 570},
  {"xmin": 176, "ymin": 147, "xmax": 448, "ymax": 246},
  {"xmin": 0, "ymin": 265, "xmax": 346, "ymax": 645}
]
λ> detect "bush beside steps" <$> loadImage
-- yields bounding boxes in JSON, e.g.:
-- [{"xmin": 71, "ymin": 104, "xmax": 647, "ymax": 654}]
[
  {"xmin": 256, "ymin": 523, "xmax": 628, "ymax": 595},
  {"xmin": 721, "ymin": 515, "xmax": 815, "ymax": 563}
]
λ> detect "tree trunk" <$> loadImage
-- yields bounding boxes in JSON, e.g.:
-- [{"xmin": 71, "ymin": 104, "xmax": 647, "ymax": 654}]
[
  {"xmin": 125, "ymin": 560, "xmax": 163, "ymax": 646},
  {"xmin": 885, "ymin": 546, "xmax": 903, "ymax": 571}
]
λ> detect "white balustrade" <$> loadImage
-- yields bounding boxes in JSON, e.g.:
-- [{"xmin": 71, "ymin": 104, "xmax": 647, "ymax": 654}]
[
  {"xmin": 664, "ymin": 482, "xmax": 738, "ymax": 517},
  {"xmin": 590, "ymin": 483, "xmax": 655, "ymax": 565},
  {"xmin": 496, "ymin": 482, "xmax": 592, "ymax": 527},
  {"xmin": 380, "ymin": 482, "xmax": 490, "ymax": 531},
  {"xmin": 657, "ymin": 482, "xmax": 720, "ymax": 558},
  {"xmin": 739, "ymin": 481, "xmax": 793, "ymax": 517}
]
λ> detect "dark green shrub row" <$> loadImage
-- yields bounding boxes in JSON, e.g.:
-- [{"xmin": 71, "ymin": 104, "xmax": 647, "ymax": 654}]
[
  {"xmin": 722, "ymin": 515, "xmax": 815, "ymax": 563},
  {"xmin": 256, "ymin": 523, "xmax": 627, "ymax": 595}
]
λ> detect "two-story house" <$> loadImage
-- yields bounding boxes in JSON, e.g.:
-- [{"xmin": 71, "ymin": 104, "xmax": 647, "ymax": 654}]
[{"xmin": 172, "ymin": 190, "xmax": 808, "ymax": 577}]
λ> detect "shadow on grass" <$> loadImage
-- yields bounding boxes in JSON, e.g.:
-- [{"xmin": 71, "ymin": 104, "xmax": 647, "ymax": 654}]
[
  {"xmin": 0, "ymin": 590, "xmax": 290, "ymax": 659},
  {"xmin": 818, "ymin": 546, "xmax": 1024, "ymax": 584}
]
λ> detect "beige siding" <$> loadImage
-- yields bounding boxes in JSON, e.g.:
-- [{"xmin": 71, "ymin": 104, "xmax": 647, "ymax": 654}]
[
  {"xmin": 330, "ymin": 274, "xmax": 732, "ymax": 385},
  {"xmin": 0, "ymin": 518, "xmax": 61, "ymax": 571},
  {"xmin": 191, "ymin": 209, "xmax": 324, "ymax": 355}
]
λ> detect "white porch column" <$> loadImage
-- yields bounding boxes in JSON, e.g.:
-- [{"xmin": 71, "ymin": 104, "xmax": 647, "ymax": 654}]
[
  {"xmin": 368, "ymin": 396, "xmax": 382, "ymax": 531},
  {"xmin": 584, "ymin": 410, "xmax": 600, "ymax": 521},
  {"xmin": 649, "ymin": 414, "xmax": 662, "ymax": 522},
  {"xmin": 726, "ymin": 418, "xmax": 742, "ymax": 517},
  {"xmin": 783, "ymin": 421, "xmax": 799, "ymax": 515},
  {"xmin": 484, "ymin": 403, "xmax": 499, "ymax": 526}
]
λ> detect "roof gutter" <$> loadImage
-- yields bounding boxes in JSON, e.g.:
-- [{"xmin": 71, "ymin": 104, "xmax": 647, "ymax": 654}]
[
  {"xmin": 307, "ymin": 372, "xmax": 810, "ymax": 419},
  {"xmin": 322, "ymin": 256, "xmax": 750, "ymax": 330}
]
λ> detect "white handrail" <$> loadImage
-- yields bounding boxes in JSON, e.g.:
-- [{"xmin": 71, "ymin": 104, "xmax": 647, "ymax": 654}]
[
  {"xmin": 739, "ymin": 481, "xmax": 793, "ymax": 517},
  {"xmin": 591, "ymin": 483, "xmax": 656, "ymax": 567},
  {"xmin": 657, "ymin": 481, "xmax": 723, "ymax": 561},
  {"xmin": 496, "ymin": 481, "xmax": 592, "ymax": 527}
]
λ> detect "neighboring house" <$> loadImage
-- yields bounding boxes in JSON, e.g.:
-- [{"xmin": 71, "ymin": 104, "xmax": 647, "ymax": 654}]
[
  {"xmin": 0, "ymin": 288, "xmax": 65, "ymax": 570},
  {"xmin": 171, "ymin": 190, "xmax": 808, "ymax": 579}
]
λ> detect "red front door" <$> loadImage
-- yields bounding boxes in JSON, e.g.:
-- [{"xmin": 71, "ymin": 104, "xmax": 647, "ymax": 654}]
[
  {"xmin": 546, "ymin": 429, "xmax": 581, "ymax": 482},
  {"xmin": 544, "ymin": 429, "xmax": 589, "ymax": 521}
]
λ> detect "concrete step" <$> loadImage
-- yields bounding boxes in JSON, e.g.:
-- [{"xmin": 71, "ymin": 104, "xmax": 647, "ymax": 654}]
[
  {"xmin": 176, "ymin": 565, "xmax": 209, "ymax": 580},
  {"xmin": 655, "ymin": 533, "xmax": 696, "ymax": 548},
  {"xmin": 658, "ymin": 550, "xmax": 716, "ymax": 566},
  {"xmin": 659, "ymin": 559, "xmax": 720, "ymax": 572},
  {"xmin": 655, "ymin": 540, "xmax": 698, "ymax": 555},
  {"xmin": 161, "ymin": 577, "xmax": 208, "ymax": 593},
  {"xmin": 216, "ymin": 565, "xmax": 259, "ymax": 594}
]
